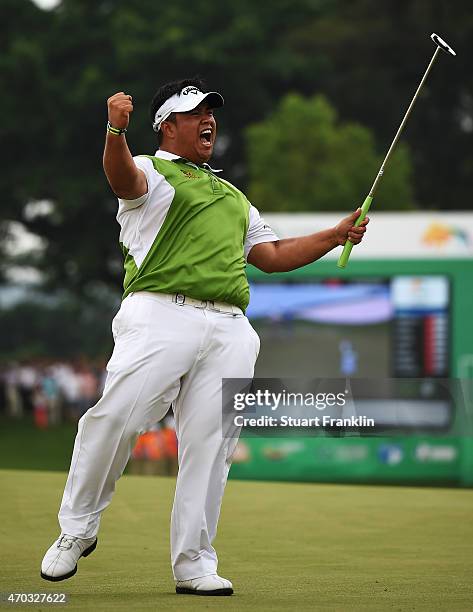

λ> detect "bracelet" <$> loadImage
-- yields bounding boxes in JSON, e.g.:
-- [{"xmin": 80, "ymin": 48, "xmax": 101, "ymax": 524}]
[{"xmin": 107, "ymin": 121, "xmax": 127, "ymax": 135}]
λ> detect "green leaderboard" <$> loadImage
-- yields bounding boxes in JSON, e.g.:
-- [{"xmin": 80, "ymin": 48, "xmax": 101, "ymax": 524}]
[{"xmin": 238, "ymin": 258, "xmax": 473, "ymax": 487}]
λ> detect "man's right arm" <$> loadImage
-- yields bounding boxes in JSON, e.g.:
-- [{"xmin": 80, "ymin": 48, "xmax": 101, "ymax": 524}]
[{"xmin": 103, "ymin": 92, "xmax": 148, "ymax": 200}]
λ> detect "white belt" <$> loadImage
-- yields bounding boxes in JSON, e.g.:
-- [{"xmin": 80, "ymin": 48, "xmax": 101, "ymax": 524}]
[{"xmin": 129, "ymin": 291, "xmax": 243, "ymax": 316}]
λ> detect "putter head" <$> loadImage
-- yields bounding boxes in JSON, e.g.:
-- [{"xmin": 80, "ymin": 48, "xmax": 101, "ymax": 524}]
[{"xmin": 431, "ymin": 33, "xmax": 456, "ymax": 56}]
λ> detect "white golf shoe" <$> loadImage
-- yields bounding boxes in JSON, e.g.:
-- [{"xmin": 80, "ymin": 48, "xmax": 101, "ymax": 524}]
[
  {"xmin": 41, "ymin": 534, "xmax": 97, "ymax": 581},
  {"xmin": 175, "ymin": 574, "xmax": 234, "ymax": 596}
]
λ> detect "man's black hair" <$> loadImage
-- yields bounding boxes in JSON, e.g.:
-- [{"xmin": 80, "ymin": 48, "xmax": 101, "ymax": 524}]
[{"xmin": 150, "ymin": 77, "xmax": 207, "ymax": 145}]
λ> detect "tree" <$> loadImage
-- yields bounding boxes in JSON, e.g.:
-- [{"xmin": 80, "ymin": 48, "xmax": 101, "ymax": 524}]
[
  {"xmin": 0, "ymin": 0, "xmax": 471, "ymax": 294},
  {"xmin": 281, "ymin": 0, "xmax": 473, "ymax": 212},
  {"xmin": 246, "ymin": 93, "xmax": 414, "ymax": 212},
  {"xmin": 0, "ymin": 291, "xmax": 118, "ymax": 360},
  {"xmin": 0, "ymin": 0, "xmax": 335, "ymax": 293}
]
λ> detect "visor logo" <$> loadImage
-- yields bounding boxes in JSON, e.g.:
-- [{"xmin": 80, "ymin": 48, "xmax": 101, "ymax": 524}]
[{"xmin": 181, "ymin": 86, "xmax": 201, "ymax": 96}]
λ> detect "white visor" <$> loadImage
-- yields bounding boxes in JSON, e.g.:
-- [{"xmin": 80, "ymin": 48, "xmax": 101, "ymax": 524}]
[{"xmin": 152, "ymin": 86, "xmax": 224, "ymax": 132}]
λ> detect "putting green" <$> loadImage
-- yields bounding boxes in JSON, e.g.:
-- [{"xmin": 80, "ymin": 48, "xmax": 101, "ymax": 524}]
[{"xmin": 0, "ymin": 470, "xmax": 472, "ymax": 611}]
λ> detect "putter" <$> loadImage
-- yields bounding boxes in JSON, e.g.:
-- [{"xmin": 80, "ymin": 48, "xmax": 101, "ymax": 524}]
[{"xmin": 337, "ymin": 33, "xmax": 456, "ymax": 269}]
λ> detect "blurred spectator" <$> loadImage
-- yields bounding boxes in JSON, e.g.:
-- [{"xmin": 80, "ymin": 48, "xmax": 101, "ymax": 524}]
[
  {"xmin": 4, "ymin": 363, "xmax": 23, "ymax": 418},
  {"xmin": 17, "ymin": 362, "xmax": 37, "ymax": 413},
  {"xmin": 77, "ymin": 364, "xmax": 99, "ymax": 417},
  {"xmin": 33, "ymin": 383, "xmax": 48, "ymax": 430},
  {"xmin": 41, "ymin": 367, "xmax": 61, "ymax": 425},
  {"xmin": 1, "ymin": 359, "xmax": 105, "ymax": 425},
  {"xmin": 130, "ymin": 410, "xmax": 178, "ymax": 476},
  {"xmin": 53, "ymin": 362, "xmax": 82, "ymax": 421}
]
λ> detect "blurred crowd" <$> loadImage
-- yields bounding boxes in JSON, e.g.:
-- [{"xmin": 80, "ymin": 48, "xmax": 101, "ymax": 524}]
[
  {"xmin": 0, "ymin": 359, "xmax": 179, "ymax": 474},
  {"xmin": 0, "ymin": 359, "xmax": 107, "ymax": 427}
]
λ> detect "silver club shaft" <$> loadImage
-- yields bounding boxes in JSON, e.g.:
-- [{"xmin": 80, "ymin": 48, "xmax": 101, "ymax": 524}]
[{"xmin": 369, "ymin": 46, "xmax": 441, "ymax": 197}]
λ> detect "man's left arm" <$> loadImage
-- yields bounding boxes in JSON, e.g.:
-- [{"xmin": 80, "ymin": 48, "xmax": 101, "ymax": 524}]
[{"xmin": 247, "ymin": 209, "xmax": 369, "ymax": 273}]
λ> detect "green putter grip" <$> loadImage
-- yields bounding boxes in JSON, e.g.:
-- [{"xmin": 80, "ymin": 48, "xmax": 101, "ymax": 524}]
[{"xmin": 337, "ymin": 195, "xmax": 373, "ymax": 269}]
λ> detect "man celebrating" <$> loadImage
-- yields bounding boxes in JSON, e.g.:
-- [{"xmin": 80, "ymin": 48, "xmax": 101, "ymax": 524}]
[{"xmin": 41, "ymin": 79, "xmax": 368, "ymax": 595}]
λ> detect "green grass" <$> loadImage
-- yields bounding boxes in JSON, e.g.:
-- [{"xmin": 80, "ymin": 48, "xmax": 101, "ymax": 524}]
[
  {"xmin": 0, "ymin": 417, "xmax": 77, "ymax": 472},
  {"xmin": 0, "ymin": 470, "xmax": 472, "ymax": 611}
]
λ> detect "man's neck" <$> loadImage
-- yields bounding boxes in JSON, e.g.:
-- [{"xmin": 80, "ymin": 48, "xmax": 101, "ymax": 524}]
[{"xmin": 159, "ymin": 144, "xmax": 208, "ymax": 166}]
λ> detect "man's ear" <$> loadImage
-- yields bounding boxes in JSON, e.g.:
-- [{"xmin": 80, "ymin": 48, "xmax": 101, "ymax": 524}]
[{"xmin": 161, "ymin": 120, "xmax": 176, "ymax": 140}]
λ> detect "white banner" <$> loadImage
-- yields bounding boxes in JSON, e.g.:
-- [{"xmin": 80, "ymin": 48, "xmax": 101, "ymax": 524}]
[{"xmin": 262, "ymin": 212, "xmax": 473, "ymax": 259}]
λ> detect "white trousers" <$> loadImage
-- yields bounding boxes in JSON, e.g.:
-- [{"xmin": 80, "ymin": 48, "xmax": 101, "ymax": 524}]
[{"xmin": 58, "ymin": 292, "xmax": 259, "ymax": 580}]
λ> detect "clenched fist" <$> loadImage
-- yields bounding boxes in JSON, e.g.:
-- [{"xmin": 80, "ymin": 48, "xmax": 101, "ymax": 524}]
[
  {"xmin": 107, "ymin": 92, "xmax": 134, "ymax": 130},
  {"xmin": 334, "ymin": 208, "xmax": 370, "ymax": 246}
]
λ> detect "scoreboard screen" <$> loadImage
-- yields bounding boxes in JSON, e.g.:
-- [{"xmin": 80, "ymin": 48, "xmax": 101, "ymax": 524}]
[
  {"xmin": 391, "ymin": 277, "xmax": 449, "ymax": 377},
  {"xmin": 247, "ymin": 276, "xmax": 450, "ymax": 379}
]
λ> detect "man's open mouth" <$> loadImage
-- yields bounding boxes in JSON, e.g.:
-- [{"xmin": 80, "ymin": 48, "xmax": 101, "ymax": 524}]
[{"xmin": 200, "ymin": 128, "xmax": 212, "ymax": 145}]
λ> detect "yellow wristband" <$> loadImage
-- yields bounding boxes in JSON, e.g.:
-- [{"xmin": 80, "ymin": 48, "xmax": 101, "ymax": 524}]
[{"xmin": 107, "ymin": 121, "xmax": 127, "ymax": 135}]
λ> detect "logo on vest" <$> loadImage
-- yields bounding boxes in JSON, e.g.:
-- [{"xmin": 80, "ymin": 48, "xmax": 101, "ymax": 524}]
[{"xmin": 180, "ymin": 169, "xmax": 200, "ymax": 180}]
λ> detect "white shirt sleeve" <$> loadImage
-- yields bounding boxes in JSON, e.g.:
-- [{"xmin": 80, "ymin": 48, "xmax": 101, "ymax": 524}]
[
  {"xmin": 244, "ymin": 205, "xmax": 279, "ymax": 259},
  {"xmin": 117, "ymin": 156, "xmax": 159, "ymax": 212}
]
